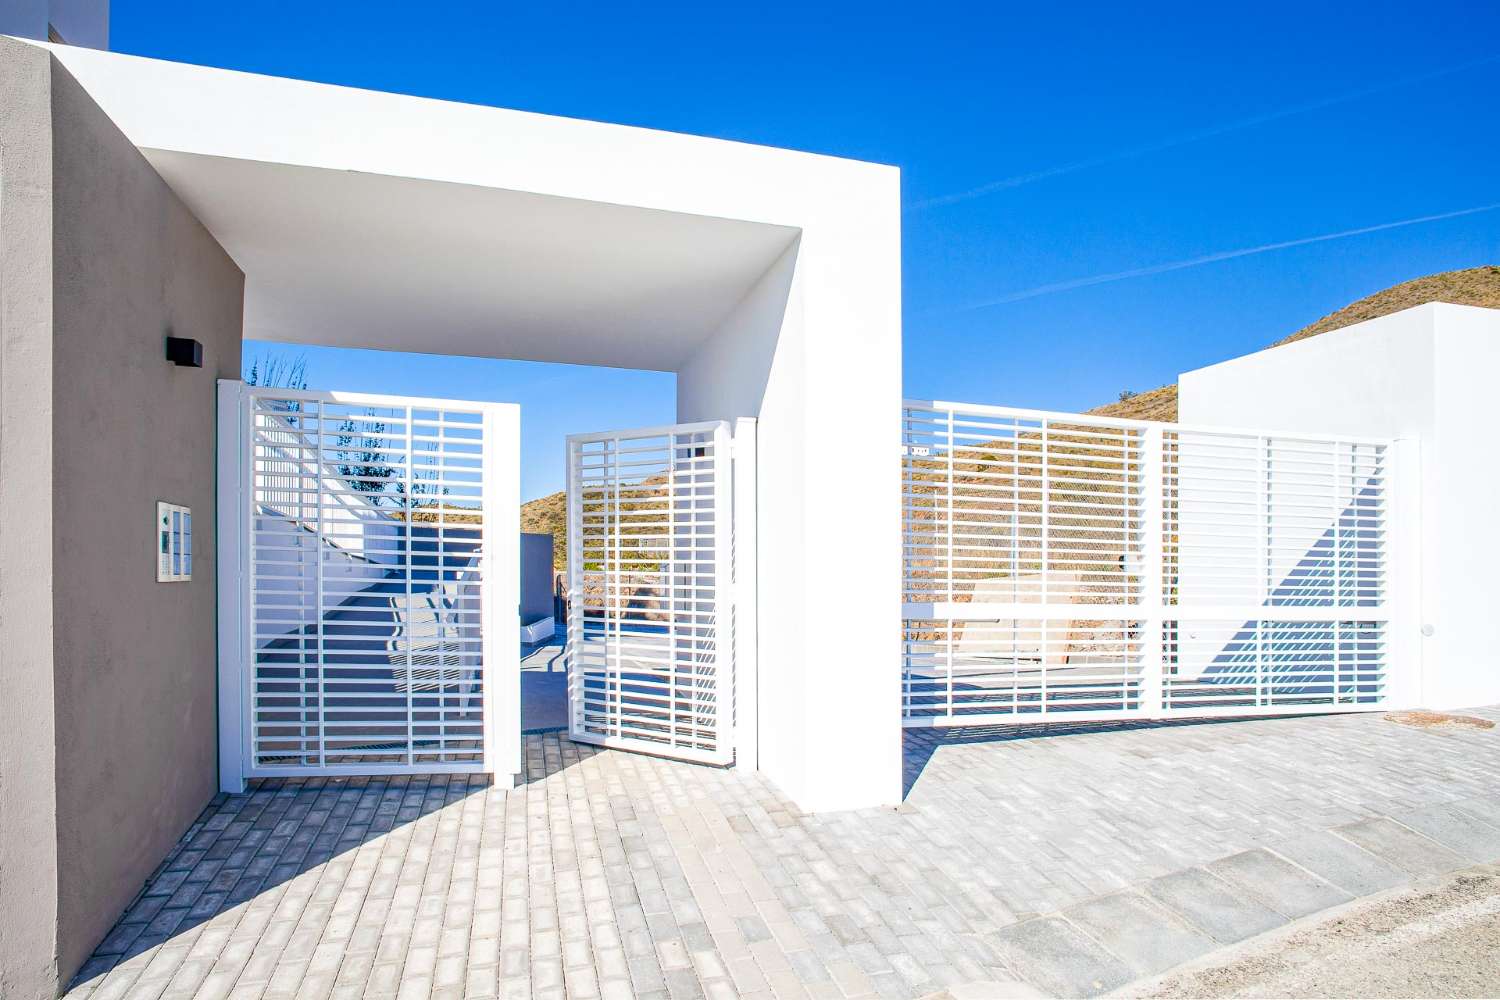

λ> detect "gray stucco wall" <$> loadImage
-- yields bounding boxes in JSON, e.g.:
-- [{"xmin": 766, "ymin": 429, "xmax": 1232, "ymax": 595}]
[
  {"xmin": 521, "ymin": 531, "xmax": 555, "ymax": 624},
  {"xmin": 0, "ymin": 36, "xmax": 64, "ymax": 1000},
  {"xmin": 0, "ymin": 38, "xmax": 245, "ymax": 997}
]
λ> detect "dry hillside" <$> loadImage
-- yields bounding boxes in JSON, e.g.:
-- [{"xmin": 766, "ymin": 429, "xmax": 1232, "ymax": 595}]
[
  {"xmin": 1091, "ymin": 265, "xmax": 1500, "ymax": 422},
  {"xmin": 524, "ymin": 266, "xmax": 1500, "ymax": 559},
  {"xmin": 520, "ymin": 489, "xmax": 567, "ymax": 569}
]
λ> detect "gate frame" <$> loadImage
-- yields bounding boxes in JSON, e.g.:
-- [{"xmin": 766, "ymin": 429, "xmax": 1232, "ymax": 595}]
[
  {"xmin": 900, "ymin": 398, "xmax": 1421, "ymax": 729},
  {"xmin": 215, "ymin": 380, "xmax": 521, "ymax": 792},
  {"xmin": 563, "ymin": 418, "xmax": 756, "ymax": 767}
]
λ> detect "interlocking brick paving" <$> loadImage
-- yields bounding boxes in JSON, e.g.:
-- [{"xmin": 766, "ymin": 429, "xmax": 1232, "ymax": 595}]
[{"xmin": 68, "ymin": 708, "xmax": 1500, "ymax": 999}]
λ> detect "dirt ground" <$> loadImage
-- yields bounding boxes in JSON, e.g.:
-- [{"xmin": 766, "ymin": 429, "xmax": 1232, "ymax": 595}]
[{"xmin": 1122, "ymin": 863, "xmax": 1500, "ymax": 998}]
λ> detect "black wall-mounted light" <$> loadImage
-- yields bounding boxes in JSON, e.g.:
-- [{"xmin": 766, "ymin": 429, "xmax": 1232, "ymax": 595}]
[{"xmin": 165, "ymin": 336, "xmax": 203, "ymax": 368}]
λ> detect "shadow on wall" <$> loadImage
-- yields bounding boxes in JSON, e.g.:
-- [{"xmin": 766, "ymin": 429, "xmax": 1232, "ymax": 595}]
[{"xmin": 675, "ymin": 236, "xmax": 800, "ymax": 422}]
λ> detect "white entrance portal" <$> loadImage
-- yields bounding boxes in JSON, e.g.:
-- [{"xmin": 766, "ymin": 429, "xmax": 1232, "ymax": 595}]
[
  {"xmin": 57, "ymin": 42, "xmax": 904, "ymax": 810},
  {"xmin": 216, "ymin": 383, "xmax": 520, "ymax": 789},
  {"xmin": 564, "ymin": 420, "xmax": 752, "ymax": 765}
]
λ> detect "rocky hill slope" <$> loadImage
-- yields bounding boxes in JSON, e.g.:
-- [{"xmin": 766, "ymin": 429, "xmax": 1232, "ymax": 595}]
[{"xmin": 1092, "ymin": 265, "xmax": 1500, "ymax": 421}]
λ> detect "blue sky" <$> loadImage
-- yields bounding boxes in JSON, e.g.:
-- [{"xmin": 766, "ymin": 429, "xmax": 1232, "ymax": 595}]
[{"xmin": 113, "ymin": 1, "xmax": 1499, "ymax": 499}]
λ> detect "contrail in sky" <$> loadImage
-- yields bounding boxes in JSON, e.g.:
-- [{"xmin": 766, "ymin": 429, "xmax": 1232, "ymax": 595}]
[
  {"xmin": 908, "ymin": 53, "xmax": 1500, "ymax": 211},
  {"xmin": 944, "ymin": 203, "xmax": 1500, "ymax": 313}
]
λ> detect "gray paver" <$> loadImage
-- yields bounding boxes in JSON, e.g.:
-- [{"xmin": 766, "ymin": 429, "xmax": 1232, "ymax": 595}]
[
  {"xmin": 1335, "ymin": 817, "xmax": 1469, "ymax": 878},
  {"xmin": 1452, "ymin": 793, "xmax": 1500, "ymax": 831},
  {"xmin": 989, "ymin": 916, "xmax": 1132, "ymax": 997},
  {"xmin": 1393, "ymin": 804, "xmax": 1500, "ymax": 864},
  {"xmin": 1061, "ymin": 890, "xmax": 1215, "ymax": 977},
  {"xmin": 1206, "ymin": 848, "xmax": 1351, "ymax": 919},
  {"xmin": 1267, "ymin": 829, "xmax": 1408, "ymax": 897},
  {"xmin": 1144, "ymin": 868, "xmax": 1285, "ymax": 944},
  {"xmin": 64, "ymin": 707, "xmax": 1500, "ymax": 1000}
]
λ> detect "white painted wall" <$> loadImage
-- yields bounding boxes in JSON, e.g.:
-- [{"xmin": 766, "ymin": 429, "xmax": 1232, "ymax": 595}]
[
  {"xmin": 784, "ymin": 202, "xmax": 903, "ymax": 811},
  {"xmin": 677, "ymin": 201, "xmax": 904, "ymax": 810},
  {"xmin": 1180, "ymin": 303, "xmax": 1500, "ymax": 710},
  {"xmin": 1428, "ymin": 307, "xmax": 1500, "ymax": 708},
  {"xmin": 677, "ymin": 240, "xmax": 802, "ymax": 421}
]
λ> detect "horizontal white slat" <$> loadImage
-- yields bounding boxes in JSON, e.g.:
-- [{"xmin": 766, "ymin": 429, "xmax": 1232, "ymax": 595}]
[
  {"xmin": 903, "ymin": 400, "xmax": 1395, "ymax": 727},
  {"xmin": 565, "ymin": 420, "xmax": 733, "ymax": 766},
  {"xmin": 245, "ymin": 390, "xmax": 493, "ymax": 776}
]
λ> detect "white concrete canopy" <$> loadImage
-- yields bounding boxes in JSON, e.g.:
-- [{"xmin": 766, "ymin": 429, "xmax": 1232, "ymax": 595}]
[
  {"xmin": 39, "ymin": 40, "xmax": 906, "ymax": 813},
  {"xmin": 36, "ymin": 43, "xmax": 872, "ymax": 372},
  {"xmin": 132, "ymin": 151, "xmax": 798, "ymax": 369}
]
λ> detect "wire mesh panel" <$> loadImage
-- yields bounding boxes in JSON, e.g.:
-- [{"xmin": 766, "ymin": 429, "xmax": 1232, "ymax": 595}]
[
  {"xmin": 903, "ymin": 399, "xmax": 1396, "ymax": 726},
  {"xmin": 244, "ymin": 389, "xmax": 492, "ymax": 774},
  {"xmin": 565, "ymin": 421, "xmax": 733, "ymax": 765}
]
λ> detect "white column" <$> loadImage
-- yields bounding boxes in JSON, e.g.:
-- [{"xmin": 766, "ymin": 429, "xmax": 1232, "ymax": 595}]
[
  {"xmin": 732, "ymin": 417, "xmax": 759, "ymax": 770},
  {"xmin": 1387, "ymin": 436, "xmax": 1426, "ymax": 709},
  {"xmin": 1138, "ymin": 424, "xmax": 1165, "ymax": 717},
  {"xmin": 482, "ymin": 403, "xmax": 522, "ymax": 785},
  {"xmin": 676, "ymin": 178, "xmax": 902, "ymax": 812},
  {"xmin": 215, "ymin": 379, "xmax": 248, "ymax": 793}
]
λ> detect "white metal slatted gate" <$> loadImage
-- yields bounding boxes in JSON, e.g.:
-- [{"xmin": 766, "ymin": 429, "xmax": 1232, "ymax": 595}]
[
  {"xmin": 217, "ymin": 383, "xmax": 519, "ymax": 786},
  {"xmin": 565, "ymin": 421, "xmax": 735, "ymax": 764},
  {"xmin": 902, "ymin": 400, "xmax": 1411, "ymax": 726}
]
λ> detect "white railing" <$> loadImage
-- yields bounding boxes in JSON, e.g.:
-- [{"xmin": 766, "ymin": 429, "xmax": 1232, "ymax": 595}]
[{"xmin": 902, "ymin": 400, "xmax": 1403, "ymax": 726}]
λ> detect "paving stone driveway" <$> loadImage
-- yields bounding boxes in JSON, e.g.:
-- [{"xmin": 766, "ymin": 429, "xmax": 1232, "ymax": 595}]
[{"xmin": 70, "ymin": 708, "xmax": 1500, "ymax": 1000}]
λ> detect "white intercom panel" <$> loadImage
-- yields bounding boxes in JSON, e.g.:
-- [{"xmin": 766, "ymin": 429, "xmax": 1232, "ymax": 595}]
[{"xmin": 157, "ymin": 501, "xmax": 192, "ymax": 582}]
